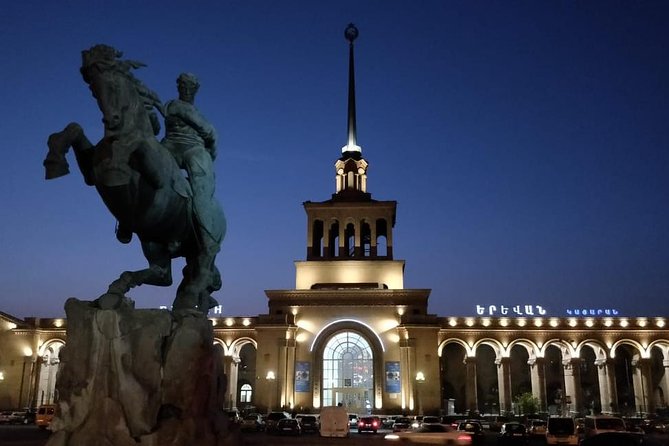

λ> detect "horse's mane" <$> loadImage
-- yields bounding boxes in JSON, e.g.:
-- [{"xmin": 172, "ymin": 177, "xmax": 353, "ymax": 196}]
[{"xmin": 80, "ymin": 44, "xmax": 162, "ymax": 110}]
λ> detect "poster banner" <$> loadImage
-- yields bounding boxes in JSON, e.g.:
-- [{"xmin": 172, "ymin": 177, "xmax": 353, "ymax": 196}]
[
  {"xmin": 295, "ymin": 361, "xmax": 311, "ymax": 392},
  {"xmin": 385, "ymin": 361, "xmax": 401, "ymax": 393}
]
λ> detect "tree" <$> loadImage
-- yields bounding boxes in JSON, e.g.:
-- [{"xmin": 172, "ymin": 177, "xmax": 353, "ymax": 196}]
[{"xmin": 514, "ymin": 392, "xmax": 539, "ymax": 415}]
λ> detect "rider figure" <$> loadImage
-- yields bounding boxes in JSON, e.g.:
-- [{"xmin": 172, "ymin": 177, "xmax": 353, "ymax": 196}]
[
  {"xmin": 114, "ymin": 72, "xmax": 218, "ymax": 246},
  {"xmin": 161, "ymin": 73, "xmax": 218, "ymax": 244}
]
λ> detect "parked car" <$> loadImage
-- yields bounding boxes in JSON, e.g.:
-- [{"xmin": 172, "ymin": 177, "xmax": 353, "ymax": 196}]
[
  {"xmin": 584, "ymin": 415, "xmax": 626, "ymax": 439},
  {"xmin": 385, "ymin": 423, "xmax": 473, "ymax": 445},
  {"xmin": 0, "ymin": 411, "xmax": 13, "ymax": 424},
  {"xmin": 8, "ymin": 411, "xmax": 26, "ymax": 424},
  {"xmin": 358, "ymin": 415, "xmax": 381, "ymax": 433},
  {"xmin": 298, "ymin": 414, "xmax": 319, "ymax": 433},
  {"xmin": 486, "ymin": 415, "xmax": 510, "ymax": 432},
  {"xmin": 528, "ymin": 419, "xmax": 546, "ymax": 436},
  {"xmin": 393, "ymin": 416, "xmax": 414, "ymax": 432},
  {"xmin": 422, "ymin": 415, "xmax": 442, "ymax": 425},
  {"xmin": 264, "ymin": 411, "xmax": 290, "ymax": 433},
  {"xmin": 240, "ymin": 413, "xmax": 264, "ymax": 432},
  {"xmin": 497, "ymin": 422, "xmax": 529, "ymax": 445},
  {"xmin": 546, "ymin": 416, "xmax": 578, "ymax": 445},
  {"xmin": 381, "ymin": 416, "xmax": 396, "ymax": 429},
  {"xmin": 578, "ymin": 431, "xmax": 644, "ymax": 446},
  {"xmin": 276, "ymin": 418, "xmax": 301, "ymax": 435},
  {"xmin": 455, "ymin": 420, "xmax": 485, "ymax": 444},
  {"xmin": 36, "ymin": 404, "xmax": 56, "ymax": 430},
  {"xmin": 225, "ymin": 409, "xmax": 240, "ymax": 424}
]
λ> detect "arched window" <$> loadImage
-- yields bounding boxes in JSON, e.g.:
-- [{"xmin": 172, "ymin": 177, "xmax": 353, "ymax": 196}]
[
  {"xmin": 240, "ymin": 383, "xmax": 252, "ymax": 403},
  {"xmin": 322, "ymin": 331, "xmax": 373, "ymax": 412}
]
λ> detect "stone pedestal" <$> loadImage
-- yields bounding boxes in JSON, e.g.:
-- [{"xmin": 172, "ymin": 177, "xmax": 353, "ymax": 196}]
[{"xmin": 46, "ymin": 297, "xmax": 239, "ymax": 446}]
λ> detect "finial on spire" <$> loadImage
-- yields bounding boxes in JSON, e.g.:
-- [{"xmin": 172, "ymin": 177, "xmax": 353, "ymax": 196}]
[
  {"xmin": 344, "ymin": 23, "xmax": 359, "ymax": 43},
  {"xmin": 342, "ymin": 23, "xmax": 362, "ymax": 154}
]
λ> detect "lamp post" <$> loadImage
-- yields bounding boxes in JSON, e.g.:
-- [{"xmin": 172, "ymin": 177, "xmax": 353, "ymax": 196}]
[
  {"xmin": 266, "ymin": 371, "xmax": 276, "ymax": 413},
  {"xmin": 415, "ymin": 371, "xmax": 425, "ymax": 416}
]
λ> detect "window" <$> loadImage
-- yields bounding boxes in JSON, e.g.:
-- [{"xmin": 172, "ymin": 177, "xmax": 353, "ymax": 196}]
[
  {"xmin": 322, "ymin": 331, "xmax": 373, "ymax": 410},
  {"xmin": 240, "ymin": 383, "xmax": 252, "ymax": 403}
]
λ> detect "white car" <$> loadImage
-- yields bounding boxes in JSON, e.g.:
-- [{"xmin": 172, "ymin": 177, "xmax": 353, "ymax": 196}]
[{"xmin": 385, "ymin": 423, "xmax": 473, "ymax": 444}]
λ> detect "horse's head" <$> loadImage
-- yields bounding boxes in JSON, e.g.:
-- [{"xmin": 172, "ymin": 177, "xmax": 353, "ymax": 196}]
[{"xmin": 81, "ymin": 45, "xmax": 157, "ymax": 138}]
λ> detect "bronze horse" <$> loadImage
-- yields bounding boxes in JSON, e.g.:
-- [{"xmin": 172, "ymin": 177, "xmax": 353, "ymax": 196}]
[{"xmin": 43, "ymin": 45, "xmax": 225, "ymax": 314}]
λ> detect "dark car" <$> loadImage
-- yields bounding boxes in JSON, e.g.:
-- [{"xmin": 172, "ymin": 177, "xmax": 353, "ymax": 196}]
[
  {"xmin": 8, "ymin": 411, "xmax": 26, "ymax": 424},
  {"xmin": 265, "ymin": 411, "xmax": 289, "ymax": 433},
  {"xmin": 276, "ymin": 418, "xmax": 301, "ymax": 435},
  {"xmin": 393, "ymin": 416, "xmax": 413, "ymax": 432},
  {"xmin": 421, "ymin": 415, "xmax": 442, "ymax": 425},
  {"xmin": 456, "ymin": 420, "xmax": 485, "ymax": 444},
  {"xmin": 578, "ymin": 431, "xmax": 644, "ymax": 446},
  {"xmin": 298, "ymin": 415, "xmax": 319, "ymax": 433},
  {"xmin": 497, "ymin": 421, "xmax": 529, "ymax": 446},
  {"xmin": 240, "ymin": 414, "xmax": 264, "ymax": 432},
  {"xmin": 358, "ymin": 416, "xmax": 381, "ymax": 433},
  {"xmin": 0, "ymin": 411, "xmax": 12, "ymax": 424}
]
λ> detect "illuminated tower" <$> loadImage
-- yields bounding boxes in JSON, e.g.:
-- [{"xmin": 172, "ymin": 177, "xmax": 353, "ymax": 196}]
[{"xmin": 302, "ymin": 24, "xmax": 398, "ymax": 278}]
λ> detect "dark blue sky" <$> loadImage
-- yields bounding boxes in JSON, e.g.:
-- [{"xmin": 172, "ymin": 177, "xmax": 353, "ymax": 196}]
[{"xmin": 1, "ymin": 1, "xmax": 667, "ymax": 319}]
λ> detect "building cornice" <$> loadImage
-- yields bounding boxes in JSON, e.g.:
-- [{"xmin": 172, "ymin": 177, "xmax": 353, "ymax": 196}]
[{"xmin": 265, "ymin": 288, "xmax": 430, "ymax": 306}]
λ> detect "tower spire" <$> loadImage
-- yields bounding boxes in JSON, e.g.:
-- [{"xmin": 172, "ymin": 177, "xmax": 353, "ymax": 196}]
[{"xmin": 342, "ymin": 23, "xmax": 361, "ymax": 154}]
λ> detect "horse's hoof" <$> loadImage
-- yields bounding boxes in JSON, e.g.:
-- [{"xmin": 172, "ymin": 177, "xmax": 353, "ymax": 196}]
[{"xmin": 115, "ymin": 226, "xmax": 133, "ymax": 244}]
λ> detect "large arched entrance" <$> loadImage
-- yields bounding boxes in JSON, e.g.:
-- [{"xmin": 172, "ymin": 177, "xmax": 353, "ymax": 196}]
[
  {"xmin": 37, "ymin": 340, "xmax": 65, "ymax": 406},
  {"xmin": 322, "ymin": 331, "xmax": 374, "ymax": 413}
]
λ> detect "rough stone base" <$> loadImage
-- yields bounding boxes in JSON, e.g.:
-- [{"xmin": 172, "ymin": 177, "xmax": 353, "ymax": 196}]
[{"xmin": 46, "ymin": 297, "xmax": 240, "ymax": 446}]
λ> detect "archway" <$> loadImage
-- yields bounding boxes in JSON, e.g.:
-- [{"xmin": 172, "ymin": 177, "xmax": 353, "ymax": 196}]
[
  {"xmin": 322, "ymin": 331, "xmax": 374, "ymax": 413},
  {"xmin": 37, "ymin": 340, "xmax": 65, "ymax": 406}
]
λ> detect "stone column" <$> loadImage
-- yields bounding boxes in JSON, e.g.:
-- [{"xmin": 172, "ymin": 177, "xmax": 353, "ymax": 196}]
[
  {"xmin": 223, "ymin": 355, "xmax": 240, "ymax": 409},
  {"xmin": 284, "ymin": 338, "xmax": 296, "ymax": 409},
  {"xmin": 464, "ymin": 356, "xmax": 478, "ymax": 414},
  {"xmin": 662, "ymin": 360, "xmax": 669, "ymax": 408},
  {"xmin": 495, "ymin": 357, "xmax": 512, "ymax": 414},
  {"xmin": 595, "ymin": 358, "xmax": 613, "ymax": 413},
  {"xmin": 399, "ymin": 335, "xmax": 415, "ymax": 411},
  {"xmin": 563, "ymin": 358, "xmax": 582, "ymax": 415},
  {"xmin": 631, "ymin": 357, "xmax": 654, "ymax": 415},
  {"xmin": 370, "ymin": 223, "xmax": 377, "ymax": 257},
  {"xmin": 528, "ymin": 357, "xmax": 547, "ymax": 411}
]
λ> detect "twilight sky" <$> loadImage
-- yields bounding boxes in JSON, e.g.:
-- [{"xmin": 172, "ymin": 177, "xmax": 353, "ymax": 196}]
[{"xmin": 0, "ymin": 1, "xmax": 667, "ymax": 319}]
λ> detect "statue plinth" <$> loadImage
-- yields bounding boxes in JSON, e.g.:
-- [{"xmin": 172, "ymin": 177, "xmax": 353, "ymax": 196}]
[{"xmin": 46, "ymin": 298, "xmax": 239, "ymax": 446}]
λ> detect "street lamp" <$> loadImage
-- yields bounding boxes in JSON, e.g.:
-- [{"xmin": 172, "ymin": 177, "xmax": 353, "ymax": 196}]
[
  {"xmin": 266, "ymin": 371, "xmax": 276, "ymax": 413},
  {"xmin": 415, "ymin": 371, "xmax": 426, "ymax": 416}
]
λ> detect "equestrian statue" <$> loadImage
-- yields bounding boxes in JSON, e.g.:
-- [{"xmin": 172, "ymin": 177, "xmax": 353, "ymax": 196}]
[{"xmin": 43, "ymin": 44, "xmax": 226, "ymax": 315}]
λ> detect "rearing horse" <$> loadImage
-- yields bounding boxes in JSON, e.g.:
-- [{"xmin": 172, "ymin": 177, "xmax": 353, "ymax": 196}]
[{"xmin": 43, "ymin": 45, "xmax": 225, "ymax": 314}]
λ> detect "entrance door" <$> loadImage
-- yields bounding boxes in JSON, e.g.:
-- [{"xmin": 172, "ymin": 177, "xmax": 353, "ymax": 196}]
[{"xmin": 322, "ymin": 331, "xmax": 374, "ymax": 411}]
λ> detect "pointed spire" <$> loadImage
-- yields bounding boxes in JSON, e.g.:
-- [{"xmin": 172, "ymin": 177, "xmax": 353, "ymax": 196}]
[{"xmin": 342, "ymin": 23, "xmax": 362, "ymax": 154}]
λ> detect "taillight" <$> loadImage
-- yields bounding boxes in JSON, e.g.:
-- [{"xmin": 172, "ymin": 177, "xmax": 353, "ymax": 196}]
[
  {"xmin": 358, "ymin": 421, "xmax": 364, "ymax": 427},
  {"xmin": 457, "ymin": 434, "xmax": 472, "ymax": 443},
  {"xmin": 372, "ymin": 421, "xmax": 378, "ymax": 427}
]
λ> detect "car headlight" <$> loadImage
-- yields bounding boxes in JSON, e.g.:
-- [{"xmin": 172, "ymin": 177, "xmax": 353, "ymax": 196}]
[{"xmin": 384, "ymin": 434, "xmax": 400, "ymax": 440}]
